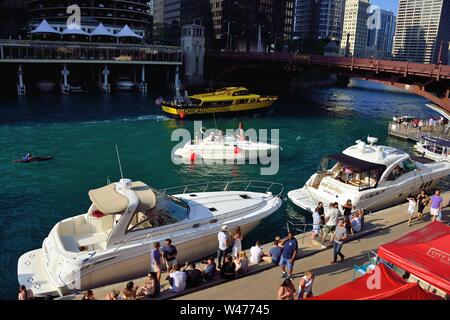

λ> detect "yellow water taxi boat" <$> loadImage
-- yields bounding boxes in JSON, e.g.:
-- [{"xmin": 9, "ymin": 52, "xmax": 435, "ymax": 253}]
[{"xmin": 160, "ymin": 87, "xmax": 277, "ymax": 119}]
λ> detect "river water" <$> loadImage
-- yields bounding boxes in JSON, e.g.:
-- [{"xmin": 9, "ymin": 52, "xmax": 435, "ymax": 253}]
[{"xmin": 0, "ymin": 80, "xmax": 446, "ymax": 298}]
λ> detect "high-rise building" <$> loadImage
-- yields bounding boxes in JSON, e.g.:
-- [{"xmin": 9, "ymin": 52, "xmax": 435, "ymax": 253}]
[
  {"xmin": 292, "ymin": 0, "xmax": 345, "ymax": 42},
  {"xmin": 339, "ymin": 0, "xmax": 370, "ymax": 58},
  {"xmin": 153, "ymin": 0, "xmax": 165, "ymax": 40},
  {"xmin": 0, "ymin": 0, "xmax": 27, "ymax": 39},
  {"xmin": 393, "ymin": 0, "xmax": 450, "ymax": 64},
  {"xmin": 366, "ymin": 9, "xmax": 396, "ymax": 58}
]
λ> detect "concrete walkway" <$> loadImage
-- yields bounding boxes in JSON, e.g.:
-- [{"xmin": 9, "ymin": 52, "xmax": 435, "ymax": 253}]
[{"xmin": 60, "ymin": 192, "xmax": 450, "ymax": 300}]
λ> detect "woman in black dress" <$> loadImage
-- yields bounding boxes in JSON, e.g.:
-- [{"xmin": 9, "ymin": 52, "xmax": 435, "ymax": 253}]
[{"xmin": 416, "ymin": 190, "xmax": 429, "ymax": 221}]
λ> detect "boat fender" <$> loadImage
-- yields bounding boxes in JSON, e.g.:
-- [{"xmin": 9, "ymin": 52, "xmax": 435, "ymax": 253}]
[
  {"xmin": 179, "ymin": 111, "xmax": 186, "ymax": 119},
  {"xmin": 234, "ymin": 146, "xmax": 240, "ymax": 154},
  {"xmin": 190, "ymin": 153, "xmax": 196, "ymax": 162}
]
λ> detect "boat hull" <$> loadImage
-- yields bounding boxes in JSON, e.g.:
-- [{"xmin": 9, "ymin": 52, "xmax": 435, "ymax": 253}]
[
  {"xmin": 414, "ymin": 143, "xmax": 448, "ymax": 162},
  {"xmin": 161, "ymin": 100, "xmax": 275, "ymax": 119}
]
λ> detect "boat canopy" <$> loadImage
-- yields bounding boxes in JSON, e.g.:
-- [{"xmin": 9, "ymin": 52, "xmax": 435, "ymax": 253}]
[
  {"xmin": 421, "ymin": 136, "xmax": 450, "ymax": 148},
  {"xmin": 90, "ymin": 23, "xmax": 116, "ymax": 37},
  {"xmin": 327, "ymin": 153, "xmax": 386, "ymax": 172},
  {"xmin": 117, "ymin": 25, "xmax": 143, "ymax": 39},
  {"xmin": 31, "ymin": 19, "xmax": 61, "ymax": 35},
  {"xmin": 88, "ymin": 181, "xmax": 156, "ymax": 215}
]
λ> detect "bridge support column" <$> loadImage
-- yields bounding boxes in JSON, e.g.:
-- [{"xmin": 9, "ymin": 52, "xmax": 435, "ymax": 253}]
[
  {"xmin": 102, "ymin": 64, "xmax": 110, "ymax": 93},
  {"xmin": 17, "ymin": 64, "xmax": 26, "ymax": 96},
  {"xmin": 139, "ymin": 65, "xmax": 147, "ymax": 93},
  {"xmin": 60, "ymin": 63, "xmax": 70, "ymax": 94}
]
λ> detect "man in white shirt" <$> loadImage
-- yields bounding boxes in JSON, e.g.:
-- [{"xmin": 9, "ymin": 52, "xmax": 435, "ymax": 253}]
[
  {"xmin": 217, "ymin": 225, "xmax": 230, "ymax": 268},
  {"xmin": 250, "ymin": 241, "xmax": 266, "ymax": 264},
  {"xmin": 322, "ymin": 202, "xmax": 341, "ymax": 243},
  {"xmin": 168, "ymin": 264, "xmax": 186, "ymax": 293}
]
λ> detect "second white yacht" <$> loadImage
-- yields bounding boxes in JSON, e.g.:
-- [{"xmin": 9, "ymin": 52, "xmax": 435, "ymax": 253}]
[{"xmin": 288, "ymin": 137, "xmax": 450, "ymax": 213}]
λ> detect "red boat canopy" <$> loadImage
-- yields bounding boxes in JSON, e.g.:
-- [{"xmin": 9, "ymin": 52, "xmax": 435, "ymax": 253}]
[
  {"xmin": 377, "ymin": 222, "xmax": 450, "ymax": 294},
  {"xmin": 310, "ymin": 264, "xmax": 442, "ymax": 300}
]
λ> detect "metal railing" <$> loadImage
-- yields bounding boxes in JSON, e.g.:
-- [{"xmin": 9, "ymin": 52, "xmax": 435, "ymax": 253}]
[
  {"xmin": 286, "ymin": 220, "xmax": 326, "ymax": 245},
  {"xmin": 388, "ymin": 122, "xmax": 450, "ymax": 141},
  {"xmin": 160, "ymin": 180, "xmax": 284, "ymax": 198}
]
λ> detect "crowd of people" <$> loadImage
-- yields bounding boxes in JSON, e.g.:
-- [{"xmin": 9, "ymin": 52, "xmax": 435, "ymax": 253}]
[
  {"xmin": 19, "ymin": 190, "xmax": 445, "ymax": 300},
  {"xmin": 393, "ymin": 115, "xmax": 448, "ymax": 129}
]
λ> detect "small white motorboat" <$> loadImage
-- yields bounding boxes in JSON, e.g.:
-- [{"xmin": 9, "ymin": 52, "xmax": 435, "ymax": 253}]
[
  {"xmin": 414, "ymin": 135, "xmax": 450, "ymax": 162},
  {"xmin": 174, "ymin": 128, "xmax": 280, "ymax": 162},
  {"xmin": 17, "ymin": 178, "xmax": 283, "ymax": 297},
  {"xmin": 36, "ymin": 80, "xmax": 56, "ymax": 92},
  {"xmin": 288, "ymin": 136, "xmax": 450, "ymax": 213},
  {"xmin": 115, "ymin": 77, "xmax": 135, "ymax": 91}
]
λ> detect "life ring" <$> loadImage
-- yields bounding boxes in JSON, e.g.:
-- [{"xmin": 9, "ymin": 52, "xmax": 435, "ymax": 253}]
[
  {"xmin": 234, "ymin": 146, "xmax": 240, "ymax": 154},
  {"xmin": 190, "ymin": 153, "xmax": 196, "ymax": 162},
  {"xmin": 179, "ymin": 111, "xmax": 186, "ymax": 119}
]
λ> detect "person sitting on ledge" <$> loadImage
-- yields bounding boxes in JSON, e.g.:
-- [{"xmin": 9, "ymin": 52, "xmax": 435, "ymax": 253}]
[
  {"xmin": 220, "ymin": 255, "xmax": 236, "ymax": 280},
  {"xmin": 249, "ymin": 241, "xmax": 268, "ymax": 264},
  {"xmin": 105, "ymin": 290, "xmax": 122, "ymax": 300},
  {"xmin": 122, "ymin": 281, "xmax": 138, "ymax": 300},
  {"xmin": 167, "ymin": 264, "xmax": 186, "ymax": 293},
  {"xmin": 137, "ymin": 272, "xmax": 160, "ymax": 298},
  {"xmin": 81, "ymin": 289, "xmax": 96, "ymax": 300},
  {"xmin": 183, "ymin": 262, "xmax": 203, "ymax": 288},
  {"xmin": 235, "ymin": 251, "xmax": 249, "ymax": 275},
  {"xmin": 269, "ymin": 239, "xmax": 283, "ymax": 265},
  {"xmin": 202, "ymin": 257, "xmax": 217, "ymax": 282}
]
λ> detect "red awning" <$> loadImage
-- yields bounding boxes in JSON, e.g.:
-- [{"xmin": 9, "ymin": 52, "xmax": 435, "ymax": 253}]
[
  {"xmin": 377, "ymin": 222, "xmax": 450, "ymax": 294},
  {"xmin": 310, "ymin": 264, "xmax": 442, "ymax": 300}
]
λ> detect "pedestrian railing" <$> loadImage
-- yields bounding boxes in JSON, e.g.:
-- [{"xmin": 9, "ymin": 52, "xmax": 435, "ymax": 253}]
[
  {"xmin": 388, "ymin": 122, "xmax": 450, "ymax": 141},
  {"xmin": 286, "ymin": 220, "xmax": 327, "ymax": 245}
]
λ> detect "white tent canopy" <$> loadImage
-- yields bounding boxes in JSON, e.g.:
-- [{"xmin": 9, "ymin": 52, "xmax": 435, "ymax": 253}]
[
  {"xmin": 117, "ymin": 24, "xmax": 143, "ymax": 39},
  {"xmin": 62, "ymin": 23, "xmax": 90, "ymax": 36},
  {"xmin": 31, "ymin": 19, "xmax": 61, "ymax": 34},
  {"xmin": 90, "ymin": 23, "xmax": 116, "ymax": 37}
]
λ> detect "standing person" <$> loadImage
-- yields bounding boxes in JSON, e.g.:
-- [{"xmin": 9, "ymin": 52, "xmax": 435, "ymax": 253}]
[
  {"xmin": 406, "ymin": 195, "xmax": 417, "ymax": 226},
  {"xmin": 322, "ymin": 202, "xmax": 340, "ymax": 243},
  {"xmin": 162, "ymin": 239, "xmax": 178, "ymax": 272},
  {"xmin": 279, "ymin": 232, "xmax": 298, "ymax": 279},
  {"xmin": 350, "ymin": 212, "xmax": 362, "ymax": 233},
  {"xmin": 341, "ymin": 199, "xmax": 354, "ymax": 217},
  {"xmin": 331, "ymin": 219, "xmax": 348, "ymax": 264},
  {"xmin": 232, "ymin": 226, "xmax": 243, "ymax": 259},
  {"xmin": 269, "ymin": 239, "xmax": 283, "ymax": 265},
  {"xmin": 277, "ymin": 279, "xmax": 296, "ymax": 300},
  {"xmin": 238, "ymin": 122, "xmax": 245, "ymax": 141},
  {"xmin": 311, "ymin": 208, "xmax": 321, "ymax": 240},
  {"xmin": 430, "ymin": 189, "xmax": 444, "ymax": 222},
  {"xmin": 296, "ymin": 270, "xmax": 315, "ymax": 300},
  {"xmin": 417, "ymin": 190, "xmax": 429, "ymax": 221},
  {"xmin": 217, "ymin": 225, "xmax": 230, "ymax": 268},
  {"xmin": 151, "ymin": 242, "xmax": 162, "ymax": 281},
  {"xmin": 317, "ymin": 202, "xmax": 325, "ymax": 225}
]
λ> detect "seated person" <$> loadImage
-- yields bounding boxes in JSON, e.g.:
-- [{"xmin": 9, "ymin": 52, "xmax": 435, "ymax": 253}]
[
  {"xmin": 137, "ymin": 273, "xmax": 160, "ymax": 298},
  {"xmin": 167, "ymin": 264, "xmax": 186, "ymax": 293},
  {"xmin": 249, "ymin": 241, "xmax": 267, "ymax": 264},
  {"xmin": 220, "ymin": 255, "xmax": 236, "ymax": 280},
  {"xmin": 235, "ymin": 251, "xmax": 249, "ymax": 275},
  {"xmin": 183, "ymin": 262, "xmax": 203, "ymax": 288},
  {"xmin": 269, "ymin": 240, "xmax": 283, "ymax": 265},
  {"xmin": 23, "ymin": 152, "xmax": 33, "ymax": 161},
  {"xmin": 202, "ymin": 257, "xmax": 217, "ymax": 282}
]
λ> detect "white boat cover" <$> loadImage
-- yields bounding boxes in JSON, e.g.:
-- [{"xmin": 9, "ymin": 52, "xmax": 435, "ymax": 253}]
[{"xmin": 62, "ymin": 23, "xmax": 90, "ymax": 36}]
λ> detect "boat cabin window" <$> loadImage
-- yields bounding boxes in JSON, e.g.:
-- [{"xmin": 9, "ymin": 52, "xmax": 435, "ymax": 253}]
[
  {"xmin": 202, "ymin": 101, "xmax": 233, "ymax": 108},
  {"xmin": 126, "ymin": 192, "xmax": 189, "ymax": 233},
  {"xmin": 189, "ymin": 98, "xmax": 202, "ymax": 105},
  {"xmin": 319, "ymin": 156, "xmax": 385, "ymax": 190},
  {"xmin": 232, "ymin": 90, "xmax": 250, "ymax": 96},
  {"xmin": 385, "ymin": 160, "xmax": 417, "ymax": 181}
]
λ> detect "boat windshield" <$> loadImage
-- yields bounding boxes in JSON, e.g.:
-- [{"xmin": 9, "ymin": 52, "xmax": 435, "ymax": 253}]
[
  {"xmin": 319, "ymin": 155, "xmax": 386, "ymax": 190},
  {"xmin": 126, "ymin": 191, "xmax": 189, "ymax": 233}
]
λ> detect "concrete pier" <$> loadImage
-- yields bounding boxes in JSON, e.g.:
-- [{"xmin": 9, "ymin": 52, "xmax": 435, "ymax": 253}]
[
  {"xmin": 388, "ymin": 122, "xmax": 450, "ymax": 142},
  {"xmin": 58, "ymin": 192, "xmax": 449, "ymax": 300}
]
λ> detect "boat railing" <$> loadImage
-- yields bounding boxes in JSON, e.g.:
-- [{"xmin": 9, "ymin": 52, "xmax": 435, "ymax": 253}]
[
  {"xmin": 160, "ymin": 180, "xmax": 284, "ymax": 198},
  {"xmin": 286, "ymin": 220, "xmax": 327, "ymax": 245}
]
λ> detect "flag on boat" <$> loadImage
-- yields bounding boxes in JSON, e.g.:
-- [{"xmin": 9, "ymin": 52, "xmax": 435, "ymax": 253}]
[{"xmin": 155, "ymin": 96, "xmax": 163, "ymax": 106}]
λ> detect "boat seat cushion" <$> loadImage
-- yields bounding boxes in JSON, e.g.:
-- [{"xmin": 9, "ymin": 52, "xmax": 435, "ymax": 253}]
[
  {"xmin": 76, "ymin": 232, "xmax": 108, "ymax": 248},
  {"xmin": 61, "ymin": 236, "xmax": 80, "ymax": 252}
]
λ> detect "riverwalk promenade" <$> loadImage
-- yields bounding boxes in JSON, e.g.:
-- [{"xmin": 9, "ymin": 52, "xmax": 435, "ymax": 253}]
[{"xmin": 60, "ymin": 192, "xmax": 450, "ymax": 300}]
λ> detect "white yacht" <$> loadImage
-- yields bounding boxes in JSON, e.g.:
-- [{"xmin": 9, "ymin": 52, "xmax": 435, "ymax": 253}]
[
  {"xmin": 414, "ymin": 136, "xmax": 449, "ymax": 162},
  {"xmin": 288, "ymin": 137, "xmax": 450, "ymax": 213},
  {"xmin": 174, "ymin": 129, "xmax": 279, "ymax": 162},
  {"xmin": 17, "ymin": 178, "xmax": 282, "ymax": 297}
]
